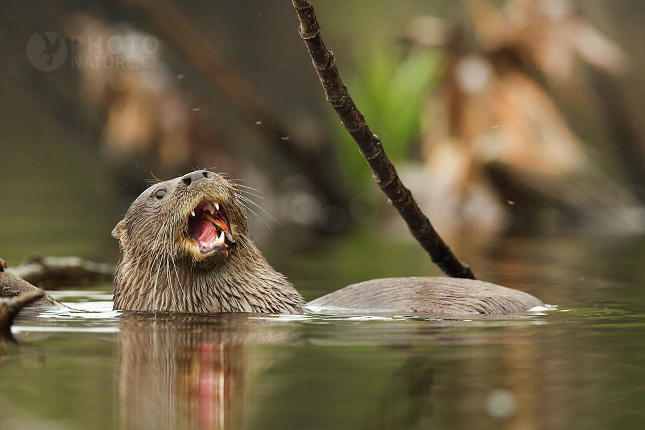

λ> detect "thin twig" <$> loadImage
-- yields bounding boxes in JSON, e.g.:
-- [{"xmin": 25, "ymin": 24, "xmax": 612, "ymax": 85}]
[{"xmin": 291, "ymin": 0, "xmax": 475, "ymax": 279}]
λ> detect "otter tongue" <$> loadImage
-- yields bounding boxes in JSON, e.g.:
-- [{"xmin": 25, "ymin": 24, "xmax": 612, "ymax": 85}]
[{"xmin": 192, "ymin": 220, "xmax": 219, "ymax": 247}]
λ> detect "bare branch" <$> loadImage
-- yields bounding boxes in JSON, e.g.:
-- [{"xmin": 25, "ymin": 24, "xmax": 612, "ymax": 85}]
[{"xmin": 291, "ymin": 0, "xmax": 475, "ymax": 279}]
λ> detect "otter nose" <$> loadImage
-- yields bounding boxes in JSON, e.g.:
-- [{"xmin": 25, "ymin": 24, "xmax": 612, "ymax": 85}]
[{"xmin": 182, "ymin": 170, "xmax": 209, "ymax": 187}]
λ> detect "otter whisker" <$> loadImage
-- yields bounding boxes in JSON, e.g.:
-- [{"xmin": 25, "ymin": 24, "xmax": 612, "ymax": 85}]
[
  {"xmin": 165, "ymin": 255, "xmax": 179, "ymax": 309},
  {"xmin": 232, "ymin": 181, "xmax": 264, "ymax": 194},
  {"xmin": 164, "ymin": 254, "xmax": 172, "ymax": 291},
  {"xmin": 131, "ymin": 221, "xmax": 165, "ymax": 267},
  {"xmin": 236, "ymin": 188, "xmax": 265, "ymax": 200},
  {"xmin": 238, "ymin": 236, "xmax": 254, "ymax": 257},
  {"xmin": 238, "ymin": 198, "xmax": 265, "ymax": 221},
  {"xmin": 170, "ymin": 255, "xmax": 185, "ymax": 298},
  {"xmin": 239, "ymin": 200, "xmax": 266, "ymax": 226},
  {"xmin": 131, "ymin": 250, "xmax": 153, "ymax": 263},
  {"xmin": 238, "ymin": 194, "xmax": 269, "ymax": 213},
  {"xmin": 149, "ymin": 221, "xmax": 171, "ymax": 310},
  {"xmin": 238, "ymin": 197, "xmax": 276, "ymax": 229},
  {"xmin": 151, "ymin": 256, "xmax": 162, "ymax": 310},
  {"xmin": 145, "ymin": 172, "xmax": 162, "ymax": 184}
]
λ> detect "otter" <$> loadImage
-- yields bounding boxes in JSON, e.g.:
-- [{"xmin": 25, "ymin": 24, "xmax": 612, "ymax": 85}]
[
  {"xmin": 113, "ymin": 170, "xmax": 542, "ymax": 316},
  {"xmin": 0, "ymin": 258, "xmax": 59, "ymax": 309},
  {"xmin": 112, "ymin": 170, "xmax": 304, "ymax": 314},
  {"xmin": 0, "ymin": 290, "xmax": 46, "ymax": 341},
  {"xmin": 0, "ymin": 258, "xmax": 58, "ymax": 340}
]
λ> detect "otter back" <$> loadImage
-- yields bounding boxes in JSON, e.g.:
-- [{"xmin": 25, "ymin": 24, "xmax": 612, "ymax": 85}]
[{"xmin": 307, "ymin": 277, "xmax": 542, "ymax": 316}]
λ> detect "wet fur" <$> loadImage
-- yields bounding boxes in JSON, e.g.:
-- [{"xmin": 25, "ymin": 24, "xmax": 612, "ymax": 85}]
[
  {"xmin": 113, "ymin": 170, "xmax": 542, "ymax": 316},
  {"xmin": 307, "ymin": 277, "xmax": 542, "ymax": 316},
  {"xmin": 112, "ymin": 172, "xmax": 304, "ymax": 314},
  {"xmin": 0, "ymin": 266, "xmax": 60, "ymax": 308}
]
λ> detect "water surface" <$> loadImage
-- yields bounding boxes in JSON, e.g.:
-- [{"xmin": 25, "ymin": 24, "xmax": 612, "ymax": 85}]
[{"xmin": 1, "ymin": 235, "xmax": 645, "ymax": 430}]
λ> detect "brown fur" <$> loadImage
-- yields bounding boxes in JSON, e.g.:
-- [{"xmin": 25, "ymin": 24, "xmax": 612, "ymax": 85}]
[
  {"xmin": 112, "ymin": 171, "xmax": 304, "ymax": 314},
  {"xmin": 0, "ymin": 266, "xmax": 60, "ymax": 308},
  {"xmin": 0, "ymin": 261, "xmax": 61, "ymax": 338},
  {"xmin": 113, "ymin": 170, "xmax": 542, "ymax": 316},
  {"xmin": 306, "ymin": 277, "xmax": 542, "ymax": 316},
  {"xmin": 0, "ymin": 290, "xmax": 46, "ymax": 341}
]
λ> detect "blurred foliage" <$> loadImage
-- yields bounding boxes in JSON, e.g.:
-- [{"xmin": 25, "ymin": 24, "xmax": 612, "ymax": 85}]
[{"xmin": 333, "ymin": 44, "xmax": 443, "ymax": 191}]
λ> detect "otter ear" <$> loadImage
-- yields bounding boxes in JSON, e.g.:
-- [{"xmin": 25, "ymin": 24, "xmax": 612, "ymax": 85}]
[{"xmin": 112, "ymin": 221, "xmax": 126, "ymax": 240}]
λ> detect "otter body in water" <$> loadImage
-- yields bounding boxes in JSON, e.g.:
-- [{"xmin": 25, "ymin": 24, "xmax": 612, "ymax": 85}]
[
  {"xmin": 0, "ymin": 258, "xmax": 60, "ymax": 338},
  {"xmin": 113, "ymin": 170, "xmax": 542, "ymax": 316},
  {"xmin": 0, "ymin": 258, "xmax": 59, "ymax": 308}
]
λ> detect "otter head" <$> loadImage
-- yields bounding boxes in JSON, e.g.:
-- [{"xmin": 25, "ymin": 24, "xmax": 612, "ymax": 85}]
[
  {"xmin": 112, "ymin": 170, "xmax": 305, "ymax": 314},
  {"xmin": 112, "ymin": 170, "xmax": 247, "ymax": 267}
]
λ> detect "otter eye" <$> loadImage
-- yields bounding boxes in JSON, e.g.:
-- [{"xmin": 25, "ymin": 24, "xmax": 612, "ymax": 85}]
[{"xmin": 155, "ymin": 189, "xmax": 167, "ymax": 199}]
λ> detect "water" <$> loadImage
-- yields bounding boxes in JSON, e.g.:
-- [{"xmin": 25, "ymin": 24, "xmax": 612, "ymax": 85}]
[{"xmin": 1, "ymin": 235, "xmax": 645, "ymax": 430}]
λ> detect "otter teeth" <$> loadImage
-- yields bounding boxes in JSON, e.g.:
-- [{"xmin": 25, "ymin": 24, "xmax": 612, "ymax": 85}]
[
  {"xmin": 194, "ymin": 201, "xmax": 220, "ymax": 216},
  {"xmin": 215, "ymin": 228, "xmax": 226, "ymax": 244},
  {"xmin": 202, "ymin": 201, "xmax": 216, "ymax": 215}
]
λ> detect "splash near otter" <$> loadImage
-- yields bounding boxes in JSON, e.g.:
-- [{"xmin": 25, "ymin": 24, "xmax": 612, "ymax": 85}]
[{"xmin": 113, "ymin": 170, "xmax": 542, "ymax": 316}]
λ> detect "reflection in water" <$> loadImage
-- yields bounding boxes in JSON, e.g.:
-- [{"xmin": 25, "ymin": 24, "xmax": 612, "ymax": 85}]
[
  {"xmin": 117, "ymin": 313, "xmax": 291, "ymax": 430},
  {"xmin": 113, "ymin": 311, "xmax": 593, "ymax": 430},
  {"xmin": 362, "ymin": 356, "xmax": 435, "ymax": 430},
  {"xmin": 1, "ymin": 305, "xmax": 645, "ymax": 430}
]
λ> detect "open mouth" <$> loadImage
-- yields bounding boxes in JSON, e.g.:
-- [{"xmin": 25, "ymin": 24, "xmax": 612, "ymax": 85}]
[{"xmin": 188, "ymin": 201, "xmax": 236, "ymax": 255}]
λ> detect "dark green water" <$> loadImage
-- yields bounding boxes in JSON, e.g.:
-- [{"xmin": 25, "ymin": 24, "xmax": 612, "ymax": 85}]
[{"xmin": 1, "ymin": 235, "xmax": 645, "ymax": 430}]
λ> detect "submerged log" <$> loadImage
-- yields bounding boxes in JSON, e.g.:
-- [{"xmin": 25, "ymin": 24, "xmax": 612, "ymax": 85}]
[{"xmin": 7, "ymin": 255, "xmax": 115, "ymax": 290}]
